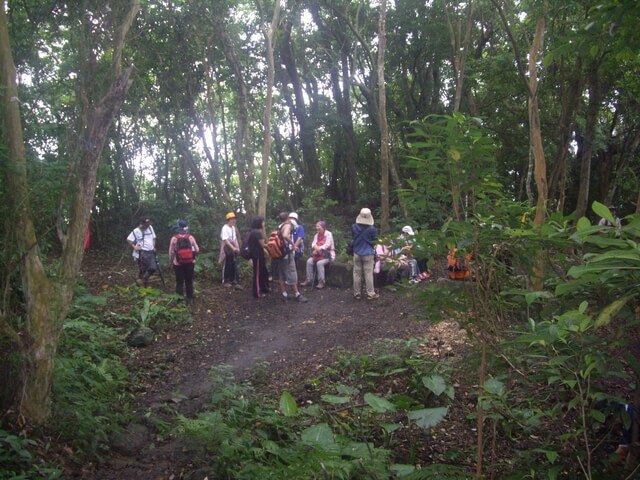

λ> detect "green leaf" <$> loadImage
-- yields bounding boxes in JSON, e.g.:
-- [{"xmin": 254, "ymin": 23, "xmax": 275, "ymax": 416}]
[
  {"xmin": 483, "ymin": 377, "xmax": 505, "ymax": 396},
  {"xmin": 407, "ymin": 407, "xmax": 448, "ymax": 429},
  {"xmin": 525, "ymin": 290, "xmax": 553, "ymax": 305},
  {"xmin": 321, "ymin": 394, "xmax": 351, "ymax": 404},
  {"xmin": 422, "ymin": 375, "xmax": 447, "ymax": 396},
  {"xmin": 576, "ymin": 216, "xmax": 592, "ymax": 231},
  {"xmin": 279, "ymin": 391, "xmax": 298, "ymax": 417},
  {"xmin": 590, "ymin": 409, "xmax": 606, "ymax": 423},
  {"xmin": 533, "ymin": 448, "xmax": 559, "ymax": 464},
  {"xmin": 390, "ymin": 464, "xmax": 416, "ymax": 476},
  {"xmin": 592, "ymin": 201, "xmax": 613, "ymax": 223},
  {"xmin": 364, "ymin": 393, "xmax": 396, "ymax": 413},
  {"xmin": 300, "ymin": 423, "xmax": 335, "ymax": 447},
  {"xmin": 578, "ymin": 301, "xmax": 588, "ymax": 314},
  {"xmin": 595, "ymin": 295, "xmax": 635, "ymax": 328}
]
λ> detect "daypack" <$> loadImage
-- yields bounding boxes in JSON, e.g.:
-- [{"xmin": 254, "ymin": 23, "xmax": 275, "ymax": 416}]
[
  {"xmin": 175, "ymin": 234, "xmax": 194, "ymax": 264},
  {"xmin": 266, "ymin": 225, "xmax": 290, "ymax": 259},
  {"xmin": 239, "ymin": 231, "xmax": 253, "ymax": 260}
]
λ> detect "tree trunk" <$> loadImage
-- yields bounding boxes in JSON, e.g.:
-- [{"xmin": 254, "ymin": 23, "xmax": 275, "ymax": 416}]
[
  {"xmin": 575, "ymin": 62, "xmax": 602, "ymax": 220},
  {"xmin": 256, "ymin": 0, "xmax": 281, "ymax": 218},
  {"xmin": 213, "ymin": 16, "xmax": 255, "ymax": 217},
  {"xmin": 0, "ymin": 0, "xmax": 139, "ymax": 424},
  {"xmin": 280, "ymin": 19, "xmax": 321, "ymax": 188},
  {"xmin": 378, "ymin": 0, "xmax": 390, "ymax": 234}
]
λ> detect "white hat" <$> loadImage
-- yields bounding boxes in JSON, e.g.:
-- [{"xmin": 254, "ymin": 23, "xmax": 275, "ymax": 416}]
[
  {"xmin": 356, "ymin": 208, "xmax": 374, "ymax": 226},
  {"xmin": 402, "ymin": 225, "xmax": 415, "ymax": 235},
  {"xmin": 288, "ymin": 212, "xmax": 299, "ymax": 221}
]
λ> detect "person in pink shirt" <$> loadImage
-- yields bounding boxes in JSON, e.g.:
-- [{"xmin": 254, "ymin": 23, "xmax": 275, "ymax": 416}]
[{"xmin": 169, "ymin": 219, "xmax": 200, "ymax": 304}]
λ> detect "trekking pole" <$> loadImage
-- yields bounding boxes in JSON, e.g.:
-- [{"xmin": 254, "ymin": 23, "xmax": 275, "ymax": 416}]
[{"xmin": 154, "ymin": 251, "xmax": 166, "ymax": 287}]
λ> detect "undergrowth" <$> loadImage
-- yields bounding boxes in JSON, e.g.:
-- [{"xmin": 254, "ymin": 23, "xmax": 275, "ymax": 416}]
[{"xmin": 175, "ymin": 342, "xmax": 469, "ymax": 479}]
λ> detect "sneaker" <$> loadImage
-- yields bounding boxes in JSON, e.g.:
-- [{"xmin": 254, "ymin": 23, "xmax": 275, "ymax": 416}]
[
  {"xmin": 233, "ymin": 283, "xmax": 243, "ymax": 290},
  {"xmin": 316, "ymin": 281, "xmax": 325, "ymax": 289},
  {"xmin": 281, "ymin": 293, "xmax": 289, "ymax": 302},
  {"xmin": 354, "ymin": 293, "xmax": 362, "ymax": 300},
  {"xmin": 366, "ymin": 293, "xmax": 380, "ymax": 300},
  {"xmin": 300, "ymin": 280, "xmax": 312, "ymax": 287},
  {"xmin": 223, "ymin": 283, "xmax": 232, "ymax": 288},
  {"xmin": 295, "ymin": 294, "xmax": 308, "ymax": 303}
]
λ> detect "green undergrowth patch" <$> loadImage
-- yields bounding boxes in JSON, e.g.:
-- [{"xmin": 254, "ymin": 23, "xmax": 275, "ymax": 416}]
[
  {"xmin": 175, "ymin": 340, "xmax": 470, "ymax": 479},
  {"xmin": 50, "ymin": 284, "xmax": 192, "ymax": 456}
]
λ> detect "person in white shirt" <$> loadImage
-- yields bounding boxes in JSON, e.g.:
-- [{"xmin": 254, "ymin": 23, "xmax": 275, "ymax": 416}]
[
  {"xmin": 219, "ymin": 212, "xmax": 241, "ymax": 289},
  {"xmin": 127, "ymin": 217, "xmax": 157, "ymax": 287}
]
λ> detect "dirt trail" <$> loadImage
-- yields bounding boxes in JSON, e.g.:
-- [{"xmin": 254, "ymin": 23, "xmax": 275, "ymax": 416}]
[{"xmin": 77, "ymin": 260, "xmax": 449, "ymax": 479}]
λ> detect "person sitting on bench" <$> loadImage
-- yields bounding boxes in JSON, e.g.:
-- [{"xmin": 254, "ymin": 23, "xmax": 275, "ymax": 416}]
[{"xmin": 300, "ymin": 221, "xmax": 335, "ymax": 289}]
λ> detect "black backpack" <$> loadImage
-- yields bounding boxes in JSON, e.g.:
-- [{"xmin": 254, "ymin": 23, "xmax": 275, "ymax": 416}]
[{"xmin": 239, "ymin": 231, "xmax": 253, "ymax": 260}]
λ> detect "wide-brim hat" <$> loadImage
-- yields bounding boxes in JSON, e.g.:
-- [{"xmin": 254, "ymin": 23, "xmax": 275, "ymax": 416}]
[{"xmin": 356, "ymin": 208, "xmax": 374, "ymax": 226}]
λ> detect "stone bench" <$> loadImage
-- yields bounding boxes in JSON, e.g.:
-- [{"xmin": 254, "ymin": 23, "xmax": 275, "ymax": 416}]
[{"xmin": 297, "ymin": 259, "xmax": 352, "ymax": 288}]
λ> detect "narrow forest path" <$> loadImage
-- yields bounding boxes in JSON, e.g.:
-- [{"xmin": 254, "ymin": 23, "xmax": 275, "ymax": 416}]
[{"xmin": 73, "ymin": 257, "xmax": 467, "ymax": 479}]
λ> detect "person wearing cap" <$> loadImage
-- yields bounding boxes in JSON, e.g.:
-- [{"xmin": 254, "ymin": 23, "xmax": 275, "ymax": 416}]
[
  {"xmin": 351, "ymin": 208, "xmax": 378, "ymax": 300},
  {"xmin": 127, "ymin": 217, "xmax": 157, "ymax": 287},
  {"xmin": 272, "ymin": 212, "xmax": 308, "ymax": 302},
  {"xmin": 169, "ymin": 219, "xmax": 200, "ymax": 303},
  {"xmin": 289, "ymin": 212, "xmax": 305, "ymax": 270},
  {"xmin": 219, "ymin": 212, "xmax": 242, "ymax": 289}
]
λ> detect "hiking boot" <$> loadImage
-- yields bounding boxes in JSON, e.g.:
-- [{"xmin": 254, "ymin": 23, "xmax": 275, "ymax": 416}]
[
  {"xmin": 300, "ymin": 280, "xmax": 312, "ymax": 287},
  {"xmin": 354, "ymin": 293, "xmax": 362, "ymax": 300},
  {"xmin": 295, "ymin": 294, "xmax": 308, "ymax": 303},
  {"xmin": 223, "ymin": 282, "xmax": 232, "ymax": 288},
  {"xmin": 366, "ymin": 293, "xmax": 380, "ymax": 300},
  {"xmin": 233, "ymin": 283, "xmax": 243, "ymax": 290},
  {"xmin": 316, "ymin": 281, "xmax": 325, "ymax": 289}
]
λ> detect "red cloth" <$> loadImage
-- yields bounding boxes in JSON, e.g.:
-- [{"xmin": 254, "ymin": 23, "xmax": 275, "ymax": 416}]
[{"xmin": 84, "ymin": 223, "xmax": 91, "ymax": 251}]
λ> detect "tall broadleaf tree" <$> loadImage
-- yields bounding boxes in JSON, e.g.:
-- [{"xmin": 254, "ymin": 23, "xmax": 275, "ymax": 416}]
[{"xmin": 0, "ymin": 0, "xmax": 140, "ymax": 424}]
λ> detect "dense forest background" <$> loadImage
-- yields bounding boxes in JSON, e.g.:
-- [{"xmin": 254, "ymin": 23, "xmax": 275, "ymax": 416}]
[{"xmin": 1, "ymin": 0, "xmax": 640, "ymax": 477}]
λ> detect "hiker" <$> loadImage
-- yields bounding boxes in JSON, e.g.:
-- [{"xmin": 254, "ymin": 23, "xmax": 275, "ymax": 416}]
[
  {"xmin": 169, "ymin": 219, "xmax": 199, "ymax": 303},
  {"xmin": 289, "ymin": 212, "xmax": 305, "ymax": 270},
  {"xmin": 127, "ymin": 217, "xmax": 158, "ymax": 287},
  {"xmin": 247, "ymin": 216, "xmax": 270, "ymax": 299},
  {"xmin": 395, "ymin": 225, "xmax": 422, "ymax": 283},
  {"xmin": 300, "ymin": 220, "xmax": 335, "ymax": 289},
  {"xmin": 351, "ymin": 208, "xmax": 378, "ymax": 300},
  {"xmin": 219, "ymin": 212, "xmax": 242, "ymax": 289},
  {"xmin": 598, "ymin": 205, "xmax": 622, "ymax": 235},
  {"xmin": 271, "ymin": 212, "xmax": 308, "ymax": 302},
  {"xmin": 374, "ymin": 242, "xmax": 400, "ymax": 288}
]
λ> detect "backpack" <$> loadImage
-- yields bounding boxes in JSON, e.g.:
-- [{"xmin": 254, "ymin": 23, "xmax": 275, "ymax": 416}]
[
  {"xmin": 239, "ymin": 231, "xmax": 253, "ymax": 260},
  {"xmin": 175, "ymin": 234, "xmax": 194, "ymax": 264},
  {"xmin": 266, "ymin": 225, "xmax": 290, "ymax": 259}
]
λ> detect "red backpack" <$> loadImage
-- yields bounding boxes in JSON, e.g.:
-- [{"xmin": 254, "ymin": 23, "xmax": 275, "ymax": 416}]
[
  {"xmin": 175, "ymin": 234, "xmax": 194, "ymax": 264},
  {"xmin": 265, "ymin": 225, "xmax": 290, "ymax": 259}
]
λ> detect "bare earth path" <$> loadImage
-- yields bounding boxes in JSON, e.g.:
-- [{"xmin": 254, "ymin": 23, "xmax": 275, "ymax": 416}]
[{"xmin": 73, "ymin": 258, "xmax": 465, "ymax": 479}]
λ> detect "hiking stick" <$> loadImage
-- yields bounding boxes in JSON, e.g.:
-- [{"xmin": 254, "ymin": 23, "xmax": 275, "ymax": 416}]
[{"xmin": 154, "ymin": 251, "xmax": 166, "ymax": 287}]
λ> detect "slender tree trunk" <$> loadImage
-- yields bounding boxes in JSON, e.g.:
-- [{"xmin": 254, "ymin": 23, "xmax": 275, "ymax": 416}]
[
  {"xmin": 378, "ymin": 0, "xmax": 390, "ymax": 234},
  {"xmin": 280, "ymin": 20, "xmax": 321, "ymax": 188},
  {"xmin": 256, "ymin": 0, "xmax": 281, "ymax": 218},
  {"xmin": 213, "ymin": 16, "xmax": 255, "ymax": 216},
  {"xmin": 575, "ymin": 62, "xmax": 602, "ymax": 219}
]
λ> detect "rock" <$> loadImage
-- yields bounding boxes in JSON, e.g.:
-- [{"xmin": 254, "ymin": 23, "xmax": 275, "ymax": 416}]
[
  {"xmin": 296, "ymin": 259, "xmax": 353, "ymax": 288},
  {"xmin": 127, "ymin": 327, "xmax": 155, "ymax": 347},
  {"xmin": 109, "ymin": 423, "xmax": 150, "ymax": 455}
]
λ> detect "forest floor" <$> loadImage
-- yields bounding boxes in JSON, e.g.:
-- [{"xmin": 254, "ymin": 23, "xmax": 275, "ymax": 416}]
[{"xmin": 64, "ymin": 255, "xmax": 475, "ymax": 479}]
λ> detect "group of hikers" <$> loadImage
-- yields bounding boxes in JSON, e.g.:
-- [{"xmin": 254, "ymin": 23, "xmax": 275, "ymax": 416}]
[{"xmin": 126, "ymin": 207, "xmax": 439, "ymax": 304}]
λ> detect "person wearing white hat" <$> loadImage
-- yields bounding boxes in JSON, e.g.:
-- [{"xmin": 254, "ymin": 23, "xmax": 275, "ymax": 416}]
[{"xmin": 351, "ymin": 208, "xmax": 378, "ymax": 299}]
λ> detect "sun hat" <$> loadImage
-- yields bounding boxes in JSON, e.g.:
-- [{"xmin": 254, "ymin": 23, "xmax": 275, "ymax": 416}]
[
  {"xmin": 225, "ymin": 212, "xmax": 237, "ymax": 220},
  {"xmin": 288, "ymin": 212, "xmax": 299, "ymax": 221},
  {"xmin": 175, "ymin": 219, "xmax": 189, "ymax": 233},
  {"xmin": 402, "ymin": 225, "xmax": 415, "ymax": 236},
  {"xmin": 356, "ymin": 208, "xmax": 374, "ymax": 226}
]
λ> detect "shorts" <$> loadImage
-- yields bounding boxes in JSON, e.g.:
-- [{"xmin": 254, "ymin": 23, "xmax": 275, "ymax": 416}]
[{"xmin": 272, "ymin": 253, "xmax": 298, "ymax": 285}]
